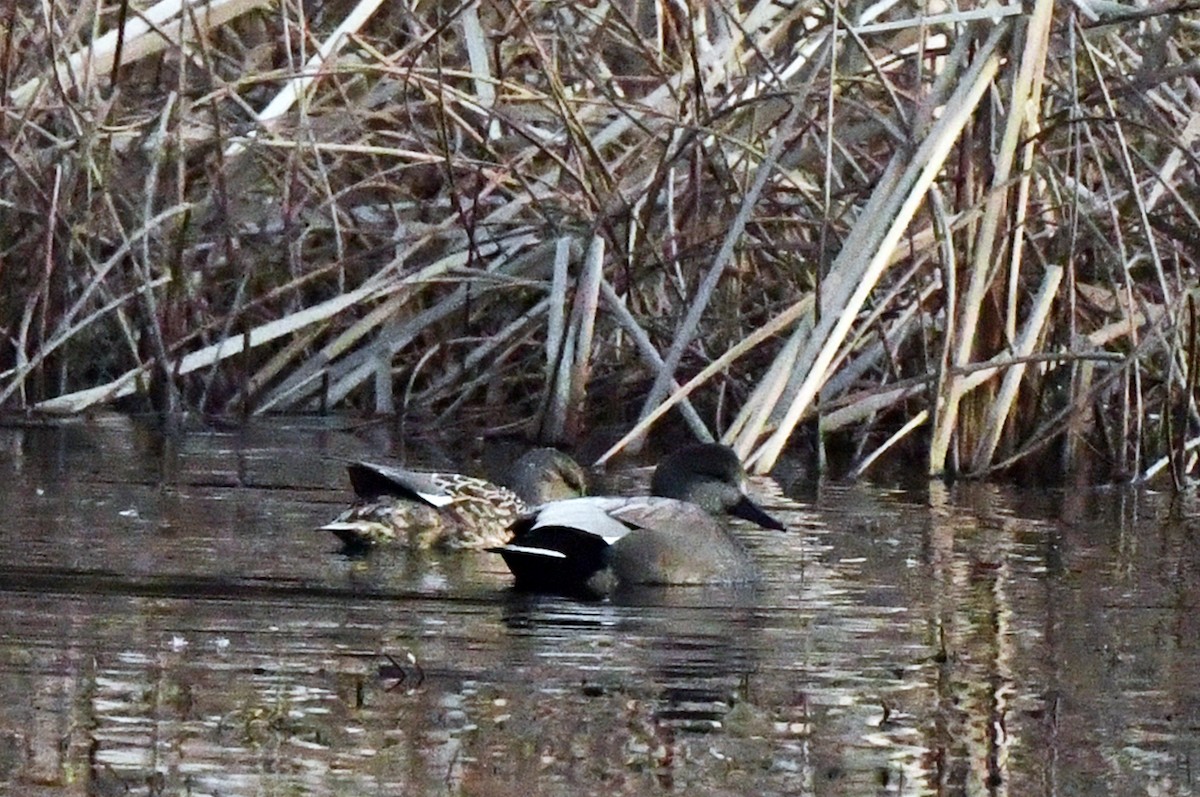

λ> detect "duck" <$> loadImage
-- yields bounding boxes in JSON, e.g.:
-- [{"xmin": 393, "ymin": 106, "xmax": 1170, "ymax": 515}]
[
  {"xmin": 491, "ymin": 443, "xmax": 785, "ymax": 594},
  {"xmin": 320, "ymin": 448, "xmax": 587, "ymax": 550}
]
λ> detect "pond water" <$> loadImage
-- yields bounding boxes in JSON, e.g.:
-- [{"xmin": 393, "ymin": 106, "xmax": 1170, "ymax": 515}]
[{"xmin": 0, "ymin": 415, "xmax": 1196, "ymax": 796}]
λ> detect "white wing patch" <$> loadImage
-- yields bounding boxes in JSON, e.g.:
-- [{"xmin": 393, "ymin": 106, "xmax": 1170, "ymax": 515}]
[
  {"xmin": 500, "ymin": 544, "xmax": 568, "ymax": 559},
  {"xmin": 319, "ymin": 522, "xmax": 361, "ymax": 532},
  {"xmin": 530, "ymin": 498, "xmax": 635, "ymax": 544},
  {"xmin": 418, "ymin": 490, "xmax": 457, "ymax": 507}
]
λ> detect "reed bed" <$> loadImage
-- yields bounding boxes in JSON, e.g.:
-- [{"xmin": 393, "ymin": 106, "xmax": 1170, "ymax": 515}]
[{"xmin": 1, "ymin": 0, "xmax": 1198, "ymax": 484}]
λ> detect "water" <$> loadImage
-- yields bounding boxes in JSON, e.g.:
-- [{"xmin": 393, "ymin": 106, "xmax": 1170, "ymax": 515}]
[{"xmin": 0, "ymin": 415, "xmax": 1197, "ymax": 796}]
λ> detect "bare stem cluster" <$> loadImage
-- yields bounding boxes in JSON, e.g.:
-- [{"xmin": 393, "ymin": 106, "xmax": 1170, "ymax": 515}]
[{"xmin": 1, "ymin": 0, "xmax": 1198, "ymax": 484}]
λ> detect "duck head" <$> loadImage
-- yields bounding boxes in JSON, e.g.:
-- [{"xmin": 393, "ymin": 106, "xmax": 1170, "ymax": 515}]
[
  {"xmin": 511, "ymin": 448, "xmax": 588, "ymax": 504},
  {"xmin": 650, "ymin": 443, "xmax": 785, "ymax": 530}
]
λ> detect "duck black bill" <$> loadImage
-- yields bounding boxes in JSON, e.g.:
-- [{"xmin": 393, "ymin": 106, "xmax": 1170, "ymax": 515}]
[{"xmin": 729, "ymin": 496, "xmax": 786, "ymax": 530}]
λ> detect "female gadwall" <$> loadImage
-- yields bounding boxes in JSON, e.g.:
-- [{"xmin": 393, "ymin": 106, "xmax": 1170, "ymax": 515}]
[
  {"xmin": 321, "ymin": 448, "xmax": 586, "ymax": 549},
  {"xmin": 492, "ymin": 443, "xmax": 784, "ymax": 594}
]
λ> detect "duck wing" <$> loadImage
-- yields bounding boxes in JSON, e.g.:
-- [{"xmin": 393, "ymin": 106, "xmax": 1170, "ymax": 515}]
[
  {"xmin": 603, "ymin": 497, "xmax": 714, "ymax": 536},
  {"xmin": 491, "ymin": 497, "xmax": 634, "ymax": 592},
  {"xmin": 346, "ymin": 461, "xmax": 465, "ymax": 506}
]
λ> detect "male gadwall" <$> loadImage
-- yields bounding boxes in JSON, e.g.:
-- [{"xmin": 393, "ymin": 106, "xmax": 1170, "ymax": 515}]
[
  {"xmin": 321, "ymin": 448, "xmax": 586, "ymax": 549},
  {"xmin": 492, "ymin": 443, "xmax": 784, "ymax": 594}
]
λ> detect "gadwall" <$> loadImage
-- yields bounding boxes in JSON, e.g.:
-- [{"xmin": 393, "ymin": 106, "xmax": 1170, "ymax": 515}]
[
  {"xmin": 492, "ymin": 443, "xmax": 784, "ymax": 594},
  {"xmin": 321, "ymin": 448, "xmax": 587, "ymax": 549}
]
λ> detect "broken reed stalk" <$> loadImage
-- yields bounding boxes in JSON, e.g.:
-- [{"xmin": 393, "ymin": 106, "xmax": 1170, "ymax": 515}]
[
  {"xmin": 747, "ymin": 22, "xmax": 1008, "ymax": 475},
  {"xmin": 632, "ymin": 92, "xmax": 809, "ymax": 452},
  {"xmin": 546, "ymin": 234, "xmax": 605, "ymax": 442},
  {"xmin": 539, "ymin": 238, "xmax": 573, "ymax": 440},
  {"xmin": 928, "ymin": 0, "xmax": 1054, "ymax": 477},
  {"xmin": 968, "ymin": 265, "xmax": 1063, "ymax": 474}
]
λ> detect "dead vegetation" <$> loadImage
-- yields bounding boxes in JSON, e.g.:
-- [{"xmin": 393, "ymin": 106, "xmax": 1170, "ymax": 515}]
[{"xmin": 1, "ymin": 0, "xmax": 1198, "ymax": 484}]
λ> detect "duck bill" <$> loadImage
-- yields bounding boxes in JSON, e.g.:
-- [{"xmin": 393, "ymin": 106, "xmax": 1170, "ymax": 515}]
[{"xmin": 729, "ymin": 495, "xmax": 786, "ymax": 530}]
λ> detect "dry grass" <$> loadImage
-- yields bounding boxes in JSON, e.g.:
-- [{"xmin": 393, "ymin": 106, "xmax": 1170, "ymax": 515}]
[{"xmin": 1, "ymin": 0, "xmax": 1198, "ymax": 484}]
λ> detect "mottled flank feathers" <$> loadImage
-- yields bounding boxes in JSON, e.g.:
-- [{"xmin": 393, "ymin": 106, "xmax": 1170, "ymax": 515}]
[{"xmin": 321, "ymin": 448, "xmax": 586, "ymax": 550}]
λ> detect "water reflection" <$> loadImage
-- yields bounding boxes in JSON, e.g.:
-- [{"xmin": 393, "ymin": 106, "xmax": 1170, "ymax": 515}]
[{"xmin": 0, "ymin": 415, "xmax": 1196, "ymax": 795}]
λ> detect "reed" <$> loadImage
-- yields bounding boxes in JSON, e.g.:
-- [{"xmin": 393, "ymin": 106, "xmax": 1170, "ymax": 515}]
[{"xmin": 2, "ymin": 0, "xmax": 1198, "ymax": 485}]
